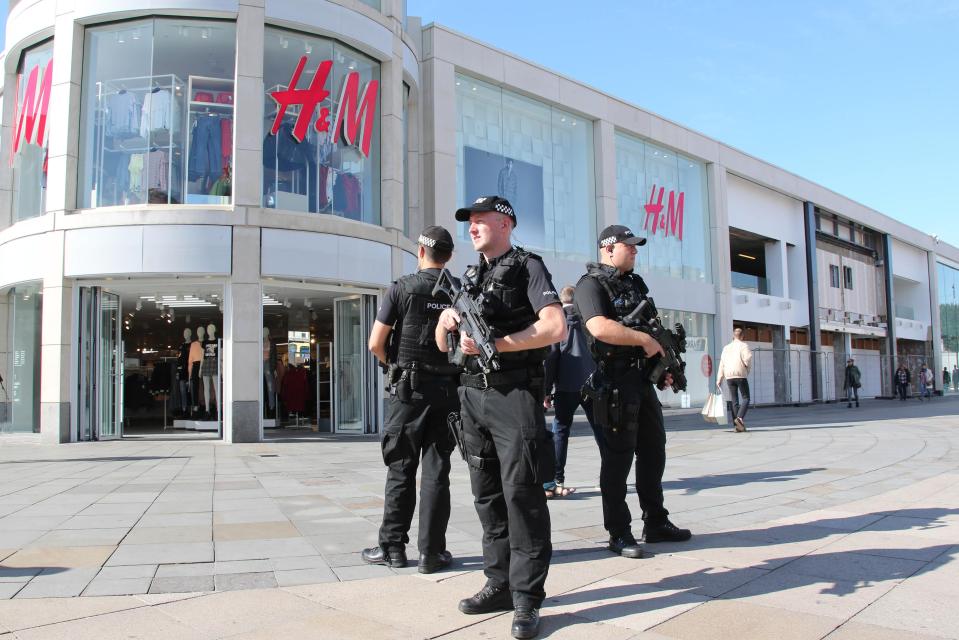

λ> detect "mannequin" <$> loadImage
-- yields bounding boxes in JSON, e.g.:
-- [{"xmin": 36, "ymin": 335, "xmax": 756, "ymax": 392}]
[
  {"xmin": 177, "ymin": 328, "xmax": 192, "ymax": 415},
  {"xmin": 201, "ymin": 324, "xmax": 220, "ymax": 417},
  {"xmin": 263, "ymin": 327, "xmax": 276, "ymax": 411},
  {"xmin": 189, "ymin": 327, "xmax": 205, "ymax": 417}
]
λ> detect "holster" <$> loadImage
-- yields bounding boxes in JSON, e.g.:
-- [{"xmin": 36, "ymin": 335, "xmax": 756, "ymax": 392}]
[{"xmin": 582, "ymin": 370, "xmax": 622, "ymax": 427}]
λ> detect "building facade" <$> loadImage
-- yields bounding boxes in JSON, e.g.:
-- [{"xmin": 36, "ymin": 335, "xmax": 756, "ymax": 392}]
[{"xmin": 1, "ymin": 1, "xmax": 956, "ymax": 444}]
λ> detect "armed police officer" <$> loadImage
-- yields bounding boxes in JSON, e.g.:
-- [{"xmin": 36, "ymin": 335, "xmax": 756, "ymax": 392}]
[
  {"xmin": 436, "ymin": 196, "xmax": 566, "ymax": 640},
  {"xmin": 361, "ymin": 226, "xmax": 461, "ymax": 574},
  {"xmin": 574, "ymin": 225, "xmax": 692, "ymax": 560}
]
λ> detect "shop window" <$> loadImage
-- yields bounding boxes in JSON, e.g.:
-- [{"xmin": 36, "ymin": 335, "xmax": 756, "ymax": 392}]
[
  {"xmin": 616, "ymin": 132, "xmax": 711, "ymax": 282},
  {"xmin": 829, "ymin": 264, "xmax": 840, "ymax": 288},
  {"xmin": 11, "ymin": 41, "xmax": 54, "ymax": 221},
  {"xmin": 402, "ymin": 82, "xmax": 410, "ymax": 236},
  {"xmin": 655, "ymin": 308, "xmax": 714, "ymax": 407},
  {"xmin": 262, "ymin": 28, "xmax": 381, "ymax": 225},
  {"xmin": 729, "ymin": 229, "xmax": 768, "ymax": 294},
  {"xmin": 843, "ymin": 266, "xmax": 853, "ymax": 290},
  {"xmin": 78, "ymin": 19, "xmax": 236, "ymax": 208},
  {"xmin": 1, "ymin": 284, "xmax": 42, "ymax": 434},
  {"xmin": 454, "ymin": 74, "xmax": 596, "ymax": 261}
]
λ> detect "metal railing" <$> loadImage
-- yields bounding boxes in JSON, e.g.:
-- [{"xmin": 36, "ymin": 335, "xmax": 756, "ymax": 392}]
[{"xmin": 742, "ymin": 348, "xmax": 935, "ymax": 405}]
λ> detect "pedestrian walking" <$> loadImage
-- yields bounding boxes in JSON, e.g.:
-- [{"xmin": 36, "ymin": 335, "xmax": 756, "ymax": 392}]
[
  {"xmin": 574, "ymin": 224, "xmax": 692, "ymax": 562},
  {"xmin": 918, "ymin": 363, "xmax": 933, "ymax": 400},
  {"xmin": 716, "ymin": 327, "xmax": 753, "ymax": 432},
  {"xmin": 895, "ymin": 363, "xmax": 910, "ymax": 401},
  {"xmin": 361, "ymin": 226, "xmax": 461, "ymax": 574},
  {"xmin": 952, "ymin": 365, "xmax": 958, "ymax": 391},
  {"xmin": 437, "ymin": 195, "xmax": 566, "ymax": 639},
  {"xmin": 943, "ymin": 367, "xmax": 951, "ymax": 392},
  {"xmin": 542, "ymin": 285, "xmax": 597, "ymax": 499},
  {"xmin": 843, "ymin": 358, "xmax": 861, "ymax": 408}
]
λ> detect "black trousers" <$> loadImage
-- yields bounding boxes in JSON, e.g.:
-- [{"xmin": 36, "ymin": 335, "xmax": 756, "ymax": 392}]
[
  {"xmin": 726, "ymin": 378, "xmax": 750, "ymax": 420},
  {"xmin": 459, "ymin": 382, "xmax": 554, "ymax": 609},
  {"xmin": 378, "ymin": 379, "xmax": 459, "ymax": 555},
  {"xmin": 595, "ymin": 368, "xmax": 668, "ymax": 538}
]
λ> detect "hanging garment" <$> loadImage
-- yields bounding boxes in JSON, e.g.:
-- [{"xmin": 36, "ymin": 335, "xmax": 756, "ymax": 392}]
[
  {"xmin": 193, "ymin": 91, "xmax": 214, "ymax": 103},
  {"xmin": 189, "ymin": 116, "xmax": 223, "ymax": 181},
  {"xmin": 106, "ymin": 91, "xmax": 139, "ymax": 136},
  {"xmin": 141, "ymin": 150, "xmax": 169, "ymax": 191},
  {"xmin": 128, "ymin": 154, "xmax": 144, "ymax": 192},
  {"xmin": 139, "ymin": 88, "xmax": 174, "ymax": 138},
  {"xmin": 220, "ymin": 117, "xmax": 232, "ymax": 166},
  {"xmin": 280, "ymin": 366, "xmax": 309, "ymax": 413},
  {"xmin": 215, "ymin": 92, "xmax": 234, "ymax": 105}
]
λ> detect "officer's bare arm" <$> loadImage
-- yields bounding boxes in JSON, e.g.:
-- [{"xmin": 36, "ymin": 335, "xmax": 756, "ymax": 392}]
[
  {"xmin": 435, "ymin": 308, "xmax": 460, "ymax": 353},
  {"xmin": 368, "ymin": 320, "xmax": 393, "ymax": 364},
  {"xmin": 497, "ymin": 303, "xmax": 567, "ymax": 353},
  {"xmin": 585, "ymin": 315, "xmax": 664, "ymax": 358}
]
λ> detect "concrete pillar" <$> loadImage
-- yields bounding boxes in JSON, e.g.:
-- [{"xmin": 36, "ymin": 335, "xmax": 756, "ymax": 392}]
[
  {"xmin": 40, "ymin": 232, "xmax": 72, "ymax": 443},
  {"xmin": 0, "ymin": 294, "xmax": 9, "ymax": 427},
  {"xmin": 928, "ymin": 250, "xmax": 942, "ymax": 389},
  {"xmin": 45, "ymin": 14, "xmax": 83, "ymax": 214},
  {"xmin": 421, "ymin": 56, "xmax": 456, "ymax": 231},
  {"xmin": 223, "ymin": 226, "xmax": 262, "ymax": 442},
  {"xmin": 233, "ymin": 2, "xmax": 266, "ymax": 211},
  {"xmin": 803, "ymin": 202, "xmax": 822, "ymax": 400},
  {"xmin": 593, "ymin": 120, "xmax": 617, "ymax": 231},
  {"xmin": 882, "ymin": 234, "xmax": 897, "ymax": 396},
  {"xmin": 707, "ymin": 163, "xmax": 733, "ymax": 354},
  {"xmin": 0, "ymin": 64, "xmax": 18, "ymax": 229},
  {"xmin": 379, "ymin": 35, "xmax": 405, "ymax": 236}
]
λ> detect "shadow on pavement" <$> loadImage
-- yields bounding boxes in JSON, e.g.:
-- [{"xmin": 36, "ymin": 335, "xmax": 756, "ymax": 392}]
[{"xmin": 662, "ymin": 468, "xmax": 827, "ymax": 495}]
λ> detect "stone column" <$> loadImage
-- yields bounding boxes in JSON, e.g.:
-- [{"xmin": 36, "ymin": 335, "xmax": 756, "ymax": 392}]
[
  {"xmin": 707, "ymin": 163, "xmax": 733, "ymax": 351},
  {"xmin": 928, "ymin": 250, "xmax": 943, "ymax": 390},
  {"xmin": 421, "ymin": 55, "xmax": 456, "ymax": 230},
  {"xmin": 223, "ymin": 227, "xmax": 262, "ymax": 443},
  {"xmin": 882, "ymin": 234, "xmax": 897, "ymax": 396},
  {"xmin": 593, "ymin": 120, "xmax": 617, "ymax": 232},
  {"xmin": 803, "ymin": 201, "xmax": 822, "ymax": 400},
  {"xmin": 0, "ymin": 294, "xmax": 9, "ymax": 428},
  {"xmin": 233, "ymin": 1, "xmax": 265, "ymax": 213},
  {"xmin": 40, "ymin": 232, "xmax": 72, "ymax": 443},
  {"xmin": 0, "ymin": 65, "xmax": 18, "ymax": 229},
  {"xmin": 45, "ymin": 13, "xmax": 83, "ymax": 215}
]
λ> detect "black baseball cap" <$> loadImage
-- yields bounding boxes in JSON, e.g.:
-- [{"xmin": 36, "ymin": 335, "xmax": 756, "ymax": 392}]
[
  {"xmin": 455, "ymin": 195, "xmax": 517, "ymax": 226},
  {"xmin": 418, "ymin": 225, "xmax": 454, "ymax": 252},
  {"xmin": 598, "ymin": 224, "xmax": 646, "ymax": 248}
]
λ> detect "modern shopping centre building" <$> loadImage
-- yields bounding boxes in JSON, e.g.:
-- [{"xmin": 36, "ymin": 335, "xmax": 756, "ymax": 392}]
[{"xmin": 2, "ymin": 0, "xmax": 958, "ymax": 444}]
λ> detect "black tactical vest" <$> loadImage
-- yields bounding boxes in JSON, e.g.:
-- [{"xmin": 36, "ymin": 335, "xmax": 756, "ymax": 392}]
[
  {"xmin": 389, "ymin": 270, "xmax": 459, "ymax": 373},
  {"xmin": 578, "ymin": 262, "xmax": 649, "ymax": 362},
  {"xmin": 470, "ymin": 247, "xmax": 548, "ymax": 370}
]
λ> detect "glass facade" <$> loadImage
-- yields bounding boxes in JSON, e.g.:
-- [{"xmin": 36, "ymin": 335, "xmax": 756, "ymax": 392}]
[
  {"xmin": 939, "ymin": 262, "xmax": 959, "ymax": 381},
  {"xmin": 455, "ymin": 74, "xmax": 596, "ymax": 261},
  {"xmin": 263, "ymin": 28, "xmax": 381, "ymax": 224},
  {"xmin": 615, "ymin": 132, "xmax": 711, "ymax": 282},
  {"xmin": 1, "ymin": 284, "xmax": 42, "ymax": 434},
  {"xmin": 12, "ymin": 41, "xmax": 54, "ymax": 221},
  {"xmin": 78, "ymin": 19, "xmax": 237, "ymax": 207},
  {"xmin": 654, "ymin": 308, "xmax": 714, "ymax": 407}
]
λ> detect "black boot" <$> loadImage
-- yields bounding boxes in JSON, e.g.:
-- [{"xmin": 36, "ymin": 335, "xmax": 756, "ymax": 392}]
[
  {"xmin": 608, "ymin": 532, "xmax": 644, "ymax": 558},
  {"xmin": 418, "ymin": 550, "xmax": 453, "ymax": 574},
  {"xmin": 643, "ymin": 519, "xmax": 692, "ymax": 543},
  {"xmin": 361, "ymin": 545, "xmax": 407, "ymax": 568},
  {"xmin": 458, "ymin": 581, "xmax": 513, "ymax": 614},
  {"xmin": 511, "ymin": 606, "xmax": 540, "ymax": 639}
]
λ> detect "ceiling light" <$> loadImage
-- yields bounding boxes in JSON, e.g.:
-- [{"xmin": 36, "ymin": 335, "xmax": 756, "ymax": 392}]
[
  {"xmin": 304, "ymin": 42, "xmax": 312, "ymax": 54},
  {"xmin": 738, "ymin": 253, "xmax": 756, "ymax": 260},
  {"xmin": 135, "ymin": 300, "xmax": 142, "ymax": 311},
  {"xmin": 280, "ymin": 36, "xmax": 289, "ymax": 49},
  {"xmin": 132, "ymin": 29, "xmax": 140, "ymax": 40},
  {"xmin": 201, "ymin": 28, "xmax": 210, "ymax": 39},
  {"xmin": 304, "ymin": 298, "xmax": 313, "ymax": 308}
]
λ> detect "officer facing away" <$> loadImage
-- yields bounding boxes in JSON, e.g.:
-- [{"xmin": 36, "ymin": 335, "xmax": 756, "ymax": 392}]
[
  {"xmin": 362, "ymin": 226, "xmax": 461, "ymax": 574},
  {"xmin": 574, "ymin": 225, "xmax": 692, "ymax": 560},
  {"xmin": 436, "ymin": 196, "xmax": 566, "ymax": 640}
]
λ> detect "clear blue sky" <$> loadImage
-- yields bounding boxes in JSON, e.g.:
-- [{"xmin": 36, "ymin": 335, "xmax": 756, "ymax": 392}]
[{"xmin": 2, "ymin": 1, "xmax": 956, "ymax": 247}]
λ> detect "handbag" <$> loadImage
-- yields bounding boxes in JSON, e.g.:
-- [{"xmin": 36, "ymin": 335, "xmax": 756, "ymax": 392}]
[
  {"xmin": 708, "ymin": 393, "xmax": 727, "ymax": 425},
  {"xmin": 701, "ymin": 394, "xmax": 716, "ymax": 423}
]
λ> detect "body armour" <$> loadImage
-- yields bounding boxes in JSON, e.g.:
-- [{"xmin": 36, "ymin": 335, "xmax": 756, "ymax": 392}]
[
  {"xmin": 389, "ymin": 270, "xmax": 460, "ymax": 374},
  {"xmin": 578, "ymin": 262, "xmax": 649, "ymax": 362},
  {"xmin": 469, "ymin": 247, "xmax": 548, "ymax": 371}
]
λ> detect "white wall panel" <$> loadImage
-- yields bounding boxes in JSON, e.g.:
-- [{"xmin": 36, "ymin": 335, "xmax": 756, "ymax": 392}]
[
  {"xmin": 267, "ymin": 0, "xmax": 393, "ymax": 61},
  {"xmin": 727, "ymin": 174, "xmax": 805, "ymax": 246},
  {"xmin": 261, "ymin": 229, "xmax": 391, "ymax": 286},
  {"xmin": 0, "ymin": 233, "xmax": 50, "ymax": 288},
  {"xmin": 142, "ymin": 225, "xmax": 232, "ymax": 274},
  {"xmin": 64, "ymin": 226, "xmax": 142, "ymax": 276},
  {"xmin": 891, "ymin": 238, "xmax": 929, "ymax": 283},
  {"xmin": 71, "ymin": 0, "xmax": 239, "ymax": 21}
]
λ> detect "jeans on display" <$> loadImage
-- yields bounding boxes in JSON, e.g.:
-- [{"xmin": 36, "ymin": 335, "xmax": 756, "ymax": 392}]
[
  {"xmin": 550, "ymin": 390, "xmax": 595, "ymax": 485},
  {"xmin": 178, "ymin": 380, "xmax": 189, "ymax": 412},
  {"xmin": 264, "ymin": 363, "xmax": 275, "ymax": 410},
  {"xmin": 726, "ymin": 378, "xmax": 750, "ymax": 421}
]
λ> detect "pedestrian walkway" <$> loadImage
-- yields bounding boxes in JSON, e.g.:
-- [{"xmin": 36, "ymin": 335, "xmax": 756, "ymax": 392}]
[{"xmin": 1, "ymin": 398, "xmax": 957, "ymax": 638}]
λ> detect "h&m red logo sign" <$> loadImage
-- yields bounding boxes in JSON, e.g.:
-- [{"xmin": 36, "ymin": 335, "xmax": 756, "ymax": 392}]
[
  {"xmin": 10, "ymin": 58, "xmax": 53, "ymax": 165},
  {"xmin": 643, "ymin": 184, "xmax": 684, "ymax": 241},
  {"xmin": 269, "ymin": 55, "xmax": 379, "ymax": 158}
]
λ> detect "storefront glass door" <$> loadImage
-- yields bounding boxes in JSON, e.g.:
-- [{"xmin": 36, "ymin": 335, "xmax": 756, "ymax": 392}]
[
  {"xmin": 332, "ymin": 294, "xmax": 378, "ymax": 434},
  {"xmin": 78, "ymin": 287, "xmax": 122, "ymax": 441}
]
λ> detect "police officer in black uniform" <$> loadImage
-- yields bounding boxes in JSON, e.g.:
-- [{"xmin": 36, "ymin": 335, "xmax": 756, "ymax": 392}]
[
  {"xmin": 574, "ymin": 225, "xmax": 692, "ymax": 560},
  {"xmin": 361, "ymin": 226, "xmax": 461, "ymax": 573},
  {"xmin": 436, "ymin": 196, "xmax": 566, "ymax": 640}
]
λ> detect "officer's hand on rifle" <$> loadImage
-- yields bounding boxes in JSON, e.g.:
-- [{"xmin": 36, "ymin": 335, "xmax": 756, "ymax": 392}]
[
  {"xmin": 663, "ymin": 373, "xmax": 674, "ymax": 389},
  {"xmin": 460, "ymin": 334, "xmax": 480, "ymax": 355},
  {"xmin": 636, "ymin": 332, "xmax": 665, "ymax": 359},
  {"xmin": 543, "ymin": 394, "xmax": 553, "ymax": 410},
  {"xmin": 438, "ymin": 308, "xmax": 461, "ymax": 332}
]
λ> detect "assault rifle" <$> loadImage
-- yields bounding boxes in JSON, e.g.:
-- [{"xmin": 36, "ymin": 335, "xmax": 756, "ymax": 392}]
[
  {"xmin": 621, "ymin": 297, "xmax": 688, "ymax": 393},
  {"xmin": 431, "ymin": 269, "xmax": 501, "ymax": 372}
]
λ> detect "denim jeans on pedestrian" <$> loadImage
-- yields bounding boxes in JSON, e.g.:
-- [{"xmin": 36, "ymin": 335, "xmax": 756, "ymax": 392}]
[{"xmin": 550, "ymin": 391, "xmax": 595, "ymax": 485}]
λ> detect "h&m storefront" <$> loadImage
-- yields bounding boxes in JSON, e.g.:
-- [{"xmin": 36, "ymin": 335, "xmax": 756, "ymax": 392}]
[{"xmin": 0, "ymin": 2, "xmax": 417, "ymax": 442}]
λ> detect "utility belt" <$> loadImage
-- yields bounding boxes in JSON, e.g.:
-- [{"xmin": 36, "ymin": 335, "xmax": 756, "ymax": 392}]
[
  {"xmin": 597, "ymin": 357, "xmax": 646, "ymax": 377},
  {"xmin": 388, "ymin": 362, "xmax": 458, "ymax": 402},
  {"xmin": 460, "ymin": 366, "xmax": 543, "ymax": 391},
  {"xmin": 582, "ymin": 363, "xmax": 643, "ymax": 432}
]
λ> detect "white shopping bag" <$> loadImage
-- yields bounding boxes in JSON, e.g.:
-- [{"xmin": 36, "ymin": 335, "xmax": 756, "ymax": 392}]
[
  {"xmin": 701, "ymin": 394, "xmax": 716, "ymax": 423},
  {"xmin": 708, "ymin": 393, "xmax": 728, "ymax": 425}
]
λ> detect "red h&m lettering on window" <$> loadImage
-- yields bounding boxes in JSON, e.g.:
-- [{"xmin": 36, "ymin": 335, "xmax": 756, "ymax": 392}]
[
  {"xmin": 269, "ymin": 55, "xmax": 379, "ymax": 158},
  {"xmin": 643, "ymin": 184, "xmax": 684, "ymax": 241},
  {"xmin": 10, "ymin": 58, "xmax": 53, "ymax": 165}
]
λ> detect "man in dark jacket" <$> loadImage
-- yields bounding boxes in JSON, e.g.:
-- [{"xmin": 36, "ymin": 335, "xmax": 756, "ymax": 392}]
[
  {"xmin": 843, "ymin": 358, "xmax": 861, "ymax": 408},
  {"xmin": 543, "ymin": 285, "xmax": 597, "ymax": 497},
  {"xmin": 895, "ymin": 363, "xmax": 910, "ymax": 401}
]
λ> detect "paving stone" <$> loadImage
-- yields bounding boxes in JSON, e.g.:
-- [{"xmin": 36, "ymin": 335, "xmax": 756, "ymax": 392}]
[
  {"xmin": 155, "ymin": 563, "xmax": 214, "ymax": 578},
  {"xmin": 149, "ymin": 575, "xmax": 215, "ymax": 594},
  {"xmin": 651, "ymin": 599, "xmax": 843, "ymax": 639},
  {"xmin": 11, "ymin": 604, "xmax": 216, "ymax": 640},
  {"xmin": 213, "ymin": 521, "xmax": 299, "ymax": 541},
  {"xmin": 274, "ymin": 567, "xmax": 338, "ymax": 586},
  {"xmin": 82, "ymin": 577, "xmax": 153, "ymax": 596},
  {"xmin": 105, "ymin": 542, "xmax": 214, "ymax": 566},
  {"xmin": 213, "ymin": 559, "xmax": 273, "ymax": 574},
  {"xmin": 825, "ymin": 621, "xmax": 945, "ymax": 639},
  {"xmin": 2, "ymin": 546, "xmax": 115, "ymax": 569},
  {"xmin": 214, "ymin": 537, "xmax": 317, "ymax": 561},
  {"xmin": 214, "ymin": 572, "xmax": 278, "ymax": 591},
  {"xmin": 123, "ymin": 525, "xmax": 212, "ymax": 545},
  {"xmin": 14, "ymin": 568, "xmax": 99, "ymax": 599},
  {"xmin": 95, "ymin": 565, "xmax": 157, "ymax": 580}
]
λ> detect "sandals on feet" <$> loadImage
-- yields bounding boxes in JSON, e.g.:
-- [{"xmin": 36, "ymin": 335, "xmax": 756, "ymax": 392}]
[{"xmin": 554, "ymin": 484, "xmax": 576, "ymax": 498}]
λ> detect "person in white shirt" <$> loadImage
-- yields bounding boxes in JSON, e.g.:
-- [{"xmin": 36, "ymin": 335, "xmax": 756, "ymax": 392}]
[{"xmin": 716, "ymin": 327, "xmax": 753, "ymax": 432}]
